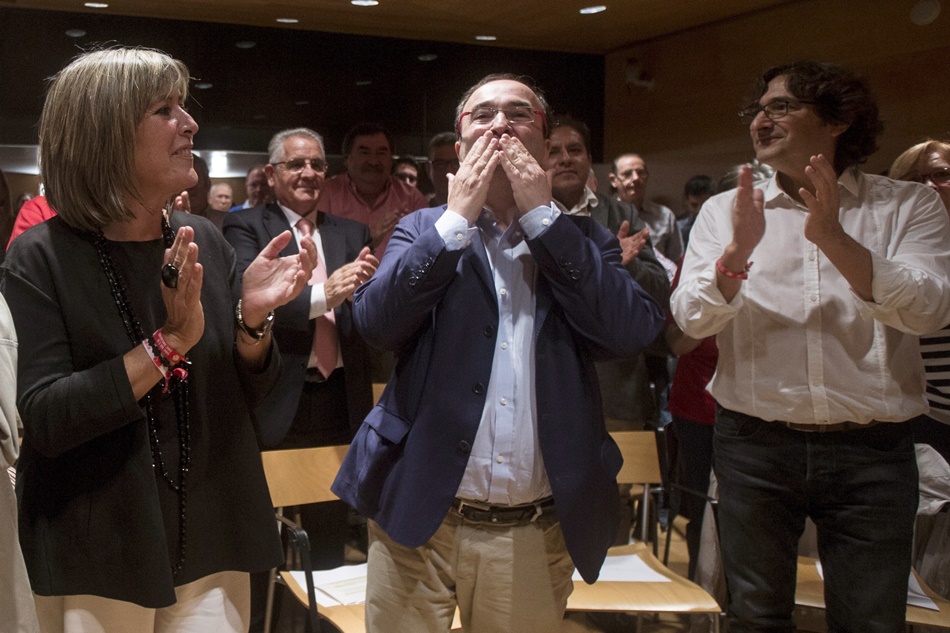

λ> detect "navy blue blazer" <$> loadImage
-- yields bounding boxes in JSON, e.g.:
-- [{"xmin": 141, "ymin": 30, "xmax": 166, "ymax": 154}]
[
  {"xmin": 223, "ymin": 204, "xmax": 374, "ymax": 448},
  {"xmin": 331, "ymin": 206, "xmax": 664, "ymax": 583}
]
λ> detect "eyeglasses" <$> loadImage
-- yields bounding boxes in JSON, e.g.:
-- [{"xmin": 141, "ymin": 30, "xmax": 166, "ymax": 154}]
[
  {"xmin": 430, "ymin": 159, "xmax": 460, "ymax": 170},
  {"xmin": 907, "ymin": 166, "xmax": 950, "ymax": 186},
  {"xmin": 738, "ymin": 99, "xmax": 815, "ymax": 123},
  {"xmin": 456, "ymin": 106, "xmax": 546, "ymax": 134},
  {"xmin": 272, "ymin": 158, "xmax": 329, "ymax": 174}
]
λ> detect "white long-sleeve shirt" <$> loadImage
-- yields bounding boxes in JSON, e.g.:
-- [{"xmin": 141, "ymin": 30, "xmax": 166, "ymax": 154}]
[{"xmin": 671, "ymin": 170, "xmax": 950, "ymax": 425}]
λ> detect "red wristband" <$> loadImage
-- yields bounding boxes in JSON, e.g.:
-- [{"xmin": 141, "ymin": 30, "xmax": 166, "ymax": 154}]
[
  {"xmin": 142, "ymin": 339, "xmax": 172, "ymax": 393},
  {"xmin": 152, "ymin": 329, "xmax": 184, "ymax": 364},
  {"xmin": 716, "ymin": 257, "xmax": 752, "ymax": 280}
]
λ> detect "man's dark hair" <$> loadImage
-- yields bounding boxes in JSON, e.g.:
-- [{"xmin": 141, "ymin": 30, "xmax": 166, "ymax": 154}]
[
  {"xmin": 392, "ymin": 156, "xmax": 418, "ymax": 172},
  {"xmin": 550, "ymin": 115, "xmax": 591, "ymax": 154},
  {"xmin": 684, "ymin": 175, "xmax": 714, "ymax": 198},
  {"xmin": 342, "ymin": 122, "xmax": 394, "ymax": 156},
  {"xmin": 454, "ymin": 73, "xmax": 552, "ymax": 140},
  {"xmin": 748, "ymin": 61, "xmax": 882, "ymax": 173}
]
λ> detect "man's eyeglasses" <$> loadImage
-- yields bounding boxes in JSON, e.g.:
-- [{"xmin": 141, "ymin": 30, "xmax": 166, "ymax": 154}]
[
  {"xmin": 430, "ymin": 159, "xmax": 460, "ymax": 170},
  {"xmin": 272, "ymin": 158, "xmax": 329, "ymax": 174},
  {"xmin": 738, "ymin": 99, "xmax": 815, "ymax": 123},
  {"xmin": 907, "ymin": 166, "xmax": 950, "ymax": 186},
  {"xmin": 456, "ymin": 106, "xmax": 546, "ymax": 133}
]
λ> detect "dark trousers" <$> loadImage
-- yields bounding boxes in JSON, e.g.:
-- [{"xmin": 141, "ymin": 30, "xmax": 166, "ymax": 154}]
[
  {"xmin": 671, "ymin": 415, "xmax": 714, "ymax": 580},
  {"xmin": 714, "ymin": 407, "xmax": 918, "ymax": 633},
  {"xmin": 250, "ymin": 369, "xmax": 354, "ymax": 633}
]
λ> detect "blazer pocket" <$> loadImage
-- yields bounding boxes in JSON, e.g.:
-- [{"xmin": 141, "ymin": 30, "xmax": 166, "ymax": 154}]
[{"xmin": 354, "ymin": 405, "xmax": 411, "ymax": 515}]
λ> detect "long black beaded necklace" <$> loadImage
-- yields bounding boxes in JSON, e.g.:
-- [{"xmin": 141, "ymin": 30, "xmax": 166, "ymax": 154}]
[{"xmin": 92, "ymin": 216, "xmax": 191, "ymax": 578}]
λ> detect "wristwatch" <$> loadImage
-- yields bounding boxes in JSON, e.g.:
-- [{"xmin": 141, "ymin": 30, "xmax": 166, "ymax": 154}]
[{"xmin": 235, "ymin": 299, "xmax": 275, "ymax": 343}]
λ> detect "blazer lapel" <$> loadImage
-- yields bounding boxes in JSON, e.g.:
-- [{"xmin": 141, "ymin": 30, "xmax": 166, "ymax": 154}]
[{"xmin": 263, "ymin": 203, "xmax": 299, "ymax": 257}]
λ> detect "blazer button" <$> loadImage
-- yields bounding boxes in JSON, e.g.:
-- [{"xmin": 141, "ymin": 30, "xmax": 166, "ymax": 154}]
[
  {"xmin": 483, "ymin": 325, "xmax": 494, "ymax": 337},
  {"xmin": 559, "ymin": 257, "xmax": 573, "ymax": 267},
  {"xmin": 473, "ymin": 383, "xmax": 485, "ymax": 395},
  {"xmin": 458, "ymin": 440, "xmax": 471, "ymax": 454}
]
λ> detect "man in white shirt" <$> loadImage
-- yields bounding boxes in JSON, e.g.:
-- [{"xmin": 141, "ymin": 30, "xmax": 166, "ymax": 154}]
[{"xmin": 672, "ymin": 61, "xmax": 950, "ymax": 633}]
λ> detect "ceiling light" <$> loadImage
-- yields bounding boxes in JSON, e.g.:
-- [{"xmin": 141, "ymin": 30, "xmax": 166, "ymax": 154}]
[
  {"xmin": 356, "ymin": 80, "xmax": 372, "ymax": 86},
  {"xmin": 235, "ymin": 41, "xmax": 257, "ymax": 49},
  {"xmin": 295, "ymin": 100, "xmax": 310, "ymax": 106},
  {"xmin": 910, "ymin": 0, "xmax": 941, "ymax": 25},
  {"xmin": 579, "ymin": 5, "xmax": 607, "ymax": 14},
  {"xmin": 351, "ymin": 0, "xmax": 379, "ymax": 5},
  {"xmin": 417, "ymin": 53, "xmax": 438, "ymax": 62},
  {"xmin": 194, "ymin": 82, "xmax": 213, "ymax": 90},
  {"xmin": 475, "ymin": 35, "xmax": 496, "ymax": 41},
  {"xmin": 84, "ymin": 2, "xmax": 108, "ymax": 7},
  {"xmin": 275, "ymin": 18, "xmax": 299, "ymax": 24},
  {"xmin": 65, "ymin": 29, "xmax": 87, "ymax": 38}
]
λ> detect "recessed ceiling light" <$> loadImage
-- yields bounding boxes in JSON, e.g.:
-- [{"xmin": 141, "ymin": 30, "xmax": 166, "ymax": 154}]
[
  {"xmin": 295, "ymin": 100, "xmax": 310, "ymax": 106},
  {"xmin": 65, "ymin": 28, "xmax": 87, "ymax": 38},
  {"xmin": 356, "ymin": 80, "xmax": 372, "ymax": 86},
  {"xmin": 351, "ymin": 0, "xmax": 379, "ymax": 5},
  {"xmin": 84, "ymin": 2, "xmax": 108, "ymax": 7},
  {"xmin": 235, "ymin": 40, "xmax": 257, "ymax": 49},
  {"xmin": 194, "ymin": 82, "xmax": 213, "ymax": 90},
  {"xmin": 475, "ymin": 35, "xmax": 497, "ymax": 41},
  {"xmin": 579, "ymin": 5, "xmax": 607, "ymax": 14},
  {"xmin": 417, "ymin": 53, "xmax": 438, "ymax": 62},
  {"xmin": 275, "ymin": 18, "xmax": 298, "ymax": 24}
]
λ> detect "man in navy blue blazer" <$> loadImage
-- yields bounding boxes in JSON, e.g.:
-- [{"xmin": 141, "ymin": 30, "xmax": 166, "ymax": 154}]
[{"xmin": 332, "ymin": 75, "xmax": 664, "ymax": 632}]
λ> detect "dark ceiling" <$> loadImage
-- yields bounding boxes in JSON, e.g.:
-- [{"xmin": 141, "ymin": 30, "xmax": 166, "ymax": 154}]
[{"xmin": 0, "ymin": 7, "xmax": 607, "ymax": 158}]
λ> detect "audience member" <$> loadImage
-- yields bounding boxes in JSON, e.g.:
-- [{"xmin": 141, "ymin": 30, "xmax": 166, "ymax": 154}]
[
  {"xmin": 185, "ymin": 154, "xmax": 210, "ymax": 216},
  {"xmin": 7, "ymin": 195, "xmax": 56, "ymax": 249},
  {"xmin": 609, "ymin": 153, "xmax": 684, "ymax": 265},
  {"xmin": 1, "ymin": 47, "xmax": 316, "ymax": 632},
  {"xmin": 204, "ymin": 182, "xmax": 232, "ymax": 230},
  {"xmin": 393, "ymin": 156, "xmax": 420, "ymax": 188},
  {"xmin": 224, "ymin": 127, "xmax": 377, "ymax": 631},
  {"xmin": 546, "ymin": 115, "xmax": 670, "ymax": 425},
  {"xmin": 318, "ymin": 122, "xmax": 428, "ymax": 260},
  {"xmin": 14, "ymin": 193, "xmax": 33, "ymax": 216},
  {"xmin": 426, "ymin": 131, "xmax": 459, "ymax": 207},
  {"xmin": 672, "ymin": 60, "xmax": 950, "ymax": 632},
  {"xmin": 231, "ymin": 165, "xmax": 273, "ymax": 211},
  {"xmin": 677, "ymin": 175, "xmax": 714, "ymax": 248},
  {"xmin": 0, "ymin": 292, "xmax": 39, "ymax": 633},
  {"xmin": 889, "ymin": 139, "xmax": 950, "ymax": 460},
  {"xmin": 332, "ymin": 73, "xmax": 664, "ymax": 633}
]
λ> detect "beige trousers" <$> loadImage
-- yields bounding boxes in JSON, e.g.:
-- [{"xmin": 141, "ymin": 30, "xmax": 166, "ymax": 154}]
[
  {"xmin": 34, "ymin": 571, "xmax": 250, "ymax": 633},
  {"xmin": 366, "ymin": 510, "xmax": 574, "ymax": 633}
]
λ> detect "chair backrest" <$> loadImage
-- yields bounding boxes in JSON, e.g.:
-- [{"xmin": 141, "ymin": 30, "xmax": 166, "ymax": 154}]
[
  {"xmin": 610, "ymin": 430, "xmax": 663, "ymax": 486},
  {"xmin": 260, "ymin": 445, "xmax": 349, "ymax": 508}
]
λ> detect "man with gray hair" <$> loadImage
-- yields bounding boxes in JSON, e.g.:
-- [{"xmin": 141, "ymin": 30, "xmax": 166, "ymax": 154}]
[{"xmin": 224, "ymin": 128, "xmax": 378, "ymax": 577}]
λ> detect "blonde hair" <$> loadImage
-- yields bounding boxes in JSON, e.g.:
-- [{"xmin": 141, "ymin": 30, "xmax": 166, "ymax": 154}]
[
  {"xmin": 888, "ymin": 139, "xmax": 950, "ymax": 181},
  {"xmin": 39, "ymin": 47, "xmax": 190, "ymax": 232}
]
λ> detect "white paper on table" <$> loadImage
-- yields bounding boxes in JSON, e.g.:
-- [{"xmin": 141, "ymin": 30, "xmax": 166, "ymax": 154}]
[
  {"xmin": 287, "ymin": 563, "xmax": 368, "ymax": 608},
  {"xmin": 814, "ymin": 560, "xmax": 937, "ymax": 611},
  {"xmin": 572, "ymin": 554, "xmax": 672, "ymax": 583}
]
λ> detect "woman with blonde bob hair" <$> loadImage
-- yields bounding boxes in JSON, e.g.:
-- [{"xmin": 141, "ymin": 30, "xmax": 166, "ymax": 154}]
[
  {"xmin": 1, "ymin": 47, "xmax": 317, "ymax": 632},
  {"xmin": 888, "ymin": 139, "xmax": 950, "ymax": 212}
]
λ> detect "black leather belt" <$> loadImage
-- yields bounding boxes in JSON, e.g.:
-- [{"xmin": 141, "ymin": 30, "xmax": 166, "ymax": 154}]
[
  {"xmin": 782, "ymin": 421, "xmax": 881, "ymax": 433},
  {"xmin": 452, "ymin": 497, "xmax": 556, "ymax": 525}
]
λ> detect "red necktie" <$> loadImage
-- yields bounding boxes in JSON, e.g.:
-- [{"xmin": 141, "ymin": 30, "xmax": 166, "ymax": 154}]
[{"xmin": 297, "ymin": 217, "xmax": 339, "ymax": 378}]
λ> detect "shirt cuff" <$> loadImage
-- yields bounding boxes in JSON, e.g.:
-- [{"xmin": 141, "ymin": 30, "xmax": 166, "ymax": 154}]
[
  {"xmin": 518, "ymin": 203, "xmax": 560, "ymax": 240},
  {"xmin": 308, "ymin": 283, "xmax": 330, "ymax": 319},
  {"xmin": 436, "ymin": 210, "xmax": 476, "ymax": 251}
]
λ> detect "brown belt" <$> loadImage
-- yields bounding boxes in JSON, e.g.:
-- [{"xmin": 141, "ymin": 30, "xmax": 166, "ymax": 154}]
[
  {"xmin": 781, "ymin": 421, "xmax": 881, "ymax": 433},
  {"xmin": 452, "ymin": 497, "xmax": 556, "ymax": 525}
]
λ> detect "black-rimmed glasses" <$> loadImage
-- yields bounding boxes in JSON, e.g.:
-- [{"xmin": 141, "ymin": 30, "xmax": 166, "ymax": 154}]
[
  {"xmin": 738, "ymin": 99, "xmax": 815, "ymax": 123},
  {"xmin": 456, "ymin": 106, "xmax": 546, "ymax": 133}
]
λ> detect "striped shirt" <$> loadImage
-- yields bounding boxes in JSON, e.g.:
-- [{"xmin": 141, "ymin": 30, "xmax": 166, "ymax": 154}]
[{"xmin": 921, "ymin": 324, "xmax": 950, "ymax": 425}]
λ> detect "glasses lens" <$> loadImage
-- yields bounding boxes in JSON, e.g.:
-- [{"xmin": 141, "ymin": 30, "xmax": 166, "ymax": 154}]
[
  {"xmin": 285, "ymin": 159, "xmax": 326, "ymax": 173},
  {"xmin": 506, "ymin": 107, "xmax": 534, "ymax": 124}
]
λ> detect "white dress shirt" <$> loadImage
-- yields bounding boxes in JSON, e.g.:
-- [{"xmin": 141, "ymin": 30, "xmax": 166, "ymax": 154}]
[
  {"xmin": 671, "ymin": 170, "xmax": 950, "ymax": 425},
  {"xmin": 435, "ymin": 205, "xmax": 558, "ymax": 506}
]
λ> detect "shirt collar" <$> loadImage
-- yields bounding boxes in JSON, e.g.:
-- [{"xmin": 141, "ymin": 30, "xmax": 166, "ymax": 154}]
[
  {"xmin": 555, "ymin": 186, "xmax": 598, "ymax": 217},
  {"xmin": 762, "ymin": 167, "xmax": 861, "ymax": 207},
  {"xmin": 277, "ymin": 202, "xmax": 316, "ymax": 229}
]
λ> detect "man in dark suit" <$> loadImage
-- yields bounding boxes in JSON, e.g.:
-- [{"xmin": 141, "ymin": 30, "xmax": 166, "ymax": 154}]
[
  {"xmin": 224, "ymin": 127, "xmax": 378, "ymax": 630},
  {"xmin": 332, "ymin": 75, "xmax": 664, "ymax": 633},
  {"xmin": 546, "ymin": 116, "xmax": 670, "ymax": 427}
]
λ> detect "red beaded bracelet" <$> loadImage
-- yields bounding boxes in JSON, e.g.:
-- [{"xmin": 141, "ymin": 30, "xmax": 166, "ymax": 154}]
[{"xmin": 716, "ymin": 257, "xmax": 753, "ymax": 280}]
